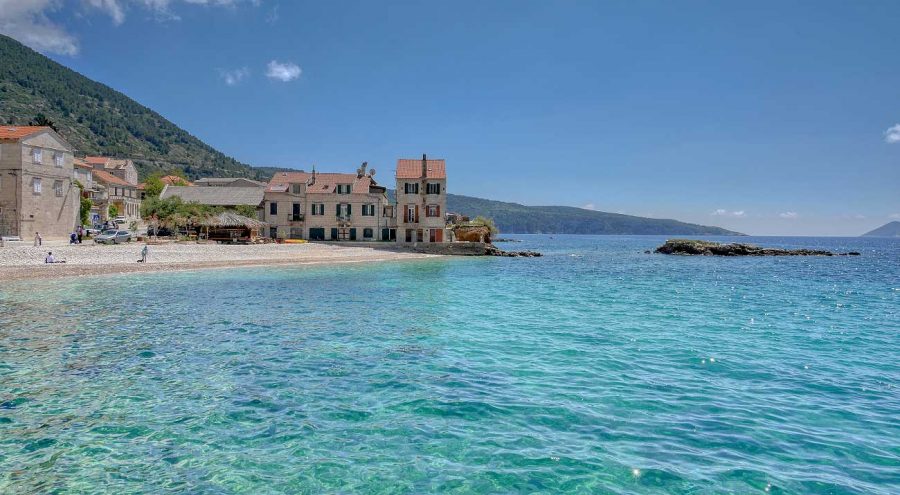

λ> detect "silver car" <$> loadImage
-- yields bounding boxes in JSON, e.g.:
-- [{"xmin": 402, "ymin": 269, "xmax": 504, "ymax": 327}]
[{"xmin": 94, "ymin": 230, "xmax": 131, "ymax": 244}]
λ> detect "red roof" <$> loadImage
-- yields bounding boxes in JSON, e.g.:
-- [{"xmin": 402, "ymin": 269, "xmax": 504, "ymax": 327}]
[
  {"xmin": 266, "ymin": 171, "xmax": 376, "ymax": 194},
  {"xmin": 74, "ymin": 158, "xmax": 93, "ymax": 169},
  {"xmin": 93, "ymin": 169, "xmax": 133, "ymax": 187},
  {"xmin": 396, "ymin": 158, "xmax": 446, "ymax": 179},
  {"xmin": 0, "ymin": 126, "xmax": 52, "ymax": 140}
]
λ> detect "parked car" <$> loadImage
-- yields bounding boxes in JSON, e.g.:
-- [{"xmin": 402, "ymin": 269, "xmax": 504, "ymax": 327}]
[
  {"xmin": 94, "ymin": 230, "xmax": 132, "ymax": 244},
  {"xmin": 83, "ymin": 226, "xmax": 101, "ymax": 236}
]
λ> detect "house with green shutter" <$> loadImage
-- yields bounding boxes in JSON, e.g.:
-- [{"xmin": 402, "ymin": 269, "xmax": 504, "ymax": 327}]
[{"xmin": 262, "ymin": 163, "xmax": 396, "ymax": 241}]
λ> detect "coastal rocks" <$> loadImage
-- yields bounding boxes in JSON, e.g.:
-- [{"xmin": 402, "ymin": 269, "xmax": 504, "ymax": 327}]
[
  {"xmin": 485, "ymin": 245, "xmax": 542, "ymax": 257},
  {"xmin": 452, "ymin": 225, "xmax": 493, "ymax": 244},
  {"xmin": 654, "ymin": 239, "xmax": 860, "ymax": 257}
]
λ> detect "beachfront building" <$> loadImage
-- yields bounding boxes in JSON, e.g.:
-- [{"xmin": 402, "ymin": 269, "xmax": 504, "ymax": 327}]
[
  {"xmin": 263, "ymin": 164, "xmax": 395, "ymax": 241},
  {"xmin": 92, "ymin": 169, "xmax": 142, "ymax": 223},
  {"xmin": 0, "ymin": 126, "xmax": 78, "ymax": 239},
  {"xmin": 74, "ymin": 158, "xmax": 103, "ymax": 226},
  {"xmin": 159, "ymin": 185, "xmax": 265, "ymax": 216},
  {"xmin": 396, "ymin": 154, "xmax": 448, "ymax": 243}
]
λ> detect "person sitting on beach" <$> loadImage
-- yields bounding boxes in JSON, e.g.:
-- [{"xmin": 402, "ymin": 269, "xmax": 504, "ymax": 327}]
[
  {"xmin": 69, "ymin": 232, "xmax": 77, "ymax": 244},
  {"xmin": 44, "ymin": 252, "xmax": 66, "ymax": 264}
]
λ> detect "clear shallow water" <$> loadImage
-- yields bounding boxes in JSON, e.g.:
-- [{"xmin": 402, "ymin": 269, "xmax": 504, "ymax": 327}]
[{"xmin": 0, "ymin": 235, "xmax": 898, "ymax": 494}]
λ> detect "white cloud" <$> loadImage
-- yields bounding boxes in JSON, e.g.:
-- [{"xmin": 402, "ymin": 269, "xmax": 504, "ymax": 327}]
[
  {"xmin": 0, "ymin": 0, "xmax": 80, "ymax": 55},
  {"xmin": 712, "ymin": 209, "xmax": 746, "ymax": 217},
  {"xmin": 779, "ymin": 211, "xmax": 798, "ymax": 219},
  {"xmin": 219, "ymin": 66, "xmax": 249, "ymax": 86},
  {"xmin": 885, "ymin": 124, "xmax": 900, "ymax": 144},
  {"xmin": 581, "ymin": 203, "xmax": 595, "ymax": 211},
  {"xmin": 266, "ymin": 60, "xmax": 301, "ymax": 82},
  {"xmin": 890, "ymin": 213, "xmax": 900, "ymax": 220},
  {"xmin": 0, "ymin": 0, "xmax": 260, "ymax": 54},
  {"xmin": 85, "ymin": 0, "xmax": 126, "ymax": 25}
]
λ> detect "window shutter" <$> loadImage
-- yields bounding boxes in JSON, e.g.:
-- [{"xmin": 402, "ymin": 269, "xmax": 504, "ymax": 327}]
[
  {"xmin": 336, "ymin": 204, "xmax": 341, "ymax": 216},
  {"xmin": 436, "ymin": 205, "xmax": 441, "ymax": 217},
  {"xmin": 347, "ymin": 204, "xmax": 352, "ymax": 216},
  {"xmin": 415, "ymin": 205, "xmax": 419, "ymax": 223}
]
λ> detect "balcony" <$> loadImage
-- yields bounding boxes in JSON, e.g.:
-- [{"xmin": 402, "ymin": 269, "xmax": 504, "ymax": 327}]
[
  {"xmin": 336, "ymin": 214, "xmax": 351, "ymax": 221},
  {"xmin": 288, "ymin": 214, "xmax": 304, "ymax": 222}
]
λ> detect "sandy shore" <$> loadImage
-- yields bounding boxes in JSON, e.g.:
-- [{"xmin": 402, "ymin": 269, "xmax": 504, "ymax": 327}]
[{"xmin": 0, "ymin": 241, "xmax": 439, "ymax": 281}]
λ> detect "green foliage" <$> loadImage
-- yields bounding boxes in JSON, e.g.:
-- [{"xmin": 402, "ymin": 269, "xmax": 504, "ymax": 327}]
[
  {"xmin": 29, "ymin": 113, "xmax": 57, "ymax": 131},
  {"xmin": 141, "ymin": 196, "xmax": 220, "ymax": 229},
  {"xmin": 107, "ymin": 204, "xmax": 119, "ymax": 218},
  {"xmin": 232, "ymin": 204, "xmax": 259, "ymax": 219},
  {"xmin": 79, "ymin": 197, "xmax": 92, "ymax": 225},
  {"xmin": 470, "ymin": 215, "xmax": 499, "ymax": 234},
  {"xmin": 0, "ymin": 34, "xmax": 278, "ymax": 181}
]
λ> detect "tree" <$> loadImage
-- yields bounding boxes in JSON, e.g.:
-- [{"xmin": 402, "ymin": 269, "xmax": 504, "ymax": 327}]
[
  {"xmin": 29, "ymin": 113, "xmax": 58, "ymax": 132},
  {"xmin": 108, "ymin": 204, "xmax": 119, "ymax": 218},
  {"xmin": 232, "ymin": 205, "xmax": 259, "ymax": 219},
  {"xmin": 80, "ymin": 197, "xmax": 92, "ymax": 226},
  {"xmin": 471, "ymin": 215, "xmax": 499, "ymax": 234},
  {"xmin": 143, "ymin": 174, "xmax": 165, "ymax": 198}
]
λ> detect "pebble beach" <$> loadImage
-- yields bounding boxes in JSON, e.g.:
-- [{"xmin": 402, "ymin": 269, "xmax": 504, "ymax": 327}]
[{"xmin": 0, "ymin": 241, "xmax": 438, "ymax": 281}]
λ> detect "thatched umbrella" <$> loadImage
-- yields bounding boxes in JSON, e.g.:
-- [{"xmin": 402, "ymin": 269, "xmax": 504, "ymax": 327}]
[{"xmin": 199, "ymin": 211, "xmax": 268, "ymax": 240}]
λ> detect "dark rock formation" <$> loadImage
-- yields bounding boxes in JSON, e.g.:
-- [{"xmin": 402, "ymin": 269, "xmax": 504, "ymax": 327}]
[
  {"xmin": 485, "ymin": 245, "xmax": 542, "ymax": 257},
  {"xmin": 654, "ymin": 239, "xmax": 860, "ymax": 257}
]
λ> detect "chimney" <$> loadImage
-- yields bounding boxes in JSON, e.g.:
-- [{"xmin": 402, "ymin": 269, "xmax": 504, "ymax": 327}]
[
  {"xmin": 361, "ymin": 162, "xmax": 368, "ymax": 176},
  {"xmin": 421, "ymin": 153, "xmax": 427, "ymax": 178}
]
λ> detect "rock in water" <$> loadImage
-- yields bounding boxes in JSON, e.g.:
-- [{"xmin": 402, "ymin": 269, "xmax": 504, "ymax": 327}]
[{"xmin": 654, "ymin": 239, "xmax": 860, "ymax": 257}]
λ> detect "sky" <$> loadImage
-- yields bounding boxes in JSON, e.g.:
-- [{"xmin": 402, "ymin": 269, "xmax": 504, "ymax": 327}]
[{"xmin": 1, "ymin": 0, "xmax": 898, "ymax": 236}]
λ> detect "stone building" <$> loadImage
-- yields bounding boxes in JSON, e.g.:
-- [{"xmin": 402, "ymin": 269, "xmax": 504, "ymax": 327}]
[
  {"xmin": 195, "ymin": 178, "xmax": 266, "ymax": 188},
  {"xmin": 84, "ymin": 156, "xmax": 139, "ymax": 186},
  {"xmin": 263, "ymin": 164, "xmax": 396, "ymax": 241},
  {"xmin": 396, "ymin": 155, "xmax": 448, "ymax": 243},
  {"xmin": 0, "ymin": 126, "xmax": 78, "ymax": 239}
]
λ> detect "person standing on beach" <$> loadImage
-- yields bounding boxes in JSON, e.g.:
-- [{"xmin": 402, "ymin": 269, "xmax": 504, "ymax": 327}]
[
  {"xmin": 34, "ymin": 232, "xmax": 42, "ymax": 246},
  {"xmin": 140, "ymin": 244, "xmax": 148, "ymax": 263},
  {"xmin": 77, "ymin": 227, "xmax": 83, "ymax": 244}
]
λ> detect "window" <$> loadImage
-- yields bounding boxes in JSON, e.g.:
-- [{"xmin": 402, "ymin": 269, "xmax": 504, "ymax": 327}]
[
  {"xmin": 383, "ymin": 205, "xmax": 394, "ymax": 218},
  {"xmin": 426, "ymin": 204, "xmax": 440, "ymax": 217},
  {"xmin": 54, "ymin": 180, "xmax": 63, "ymax": 197},
  {"xmin": 33, "ymin": 177, "xmax": 42, "ymax": 194},
  {"xmin": 404, "ymin": 182, "xmax": 419, "ymax": 194},
  {"xmin": 270, "ymin": 202, "xmax": 278, "ymax": 215},
  {"xmin": 406, "ymin": 205, "xmax": 418, "ymax": 223},
  {"xmin": 291, "ymin": 184, "xmax": 302, "ymax": 194},
  {"xmin": 337, "ymin": 203, "xmax": 351, "ymax": 218},
  {"xmin": 363, "ymin": 228, "xmax": 374, "ymax": 238},
  {"xmin": 32, "ymin": 148, "xmax": 42, "ymax": 164},
  {"xmin": 291, "ymin": 203, "xmax": 302, "ymax": 220},
  {"xmin": 311, "ymin": 203, "xmax": 325, "ymax": 215},
  {"xmin": 337, "ymin": 184, "xmax": 352, "ymax": 194},
  {"xmin": 362, "ymin": 204, "xmax": 375, "ymax": 216},
  {"xmin": 54, "ymin": 152, "xmax": 63, "ymax": 168},
  {"xmin": 426, "ymin": 183, "xmax": 441, "ymax": 195}
]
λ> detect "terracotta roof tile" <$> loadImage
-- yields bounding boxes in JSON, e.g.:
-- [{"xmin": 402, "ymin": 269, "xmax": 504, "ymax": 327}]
[
  {"xmin": 74, "ymin": 158, "xmax": 93, "ymax": 169},
  {"xmin": 92, "ymin": 169, "xmax": 133, "ymax": 187},
  {"xmin": 266, "ymin": 171, "xmax": 376, "ymax": 194},
  {"xmin": 396, "ymin": 158, "xmax": 446, "ymax": 179},
  {"xmin": 0, "ymin": 126, "xmax": 52, "ymax": 140}
]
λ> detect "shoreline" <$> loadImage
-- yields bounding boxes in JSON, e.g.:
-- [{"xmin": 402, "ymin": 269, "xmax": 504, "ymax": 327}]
[{"xmin": 0, "ymin": 243, "xmax": 441, "ymax": 281}]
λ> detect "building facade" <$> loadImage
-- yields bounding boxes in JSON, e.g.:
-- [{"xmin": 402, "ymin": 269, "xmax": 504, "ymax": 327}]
[
  {"xmin": 0, "ymin": 126, "xmax": 78, "ymax": 239},
  {"xmin": 396, "ymin": 155, "xmax": 448, "ymax": 243},
  {"xmin": 84, "ymin": 156, "xmax": 139, "ymax": 186},
  {"xmin": 263, "ymin": 164, "xmax": 396, "ymax": 241},
  {"xmin": 92, "ymin": 169, "xmax": 142, "ymax": 223}
]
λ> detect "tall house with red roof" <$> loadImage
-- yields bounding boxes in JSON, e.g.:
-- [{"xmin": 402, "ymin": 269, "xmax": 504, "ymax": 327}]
[
  {"xmin": 0, "ymin": 126, "xmax": 78, "ymax": 239},
  {"xmin": 396, "ymin": 154, "xmax": 447, "ymax": 243}
]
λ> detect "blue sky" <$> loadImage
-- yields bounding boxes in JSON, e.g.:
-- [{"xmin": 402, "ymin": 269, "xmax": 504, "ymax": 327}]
[{"xmin": 2, "ymin": 0, "xmax": 898, "ymax": 235}]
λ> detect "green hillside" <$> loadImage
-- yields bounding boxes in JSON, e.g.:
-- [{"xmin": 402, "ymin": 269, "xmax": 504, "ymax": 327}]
[{"xmin": 0, "ymin": 33, "xmax": 274, "ymax": 180}]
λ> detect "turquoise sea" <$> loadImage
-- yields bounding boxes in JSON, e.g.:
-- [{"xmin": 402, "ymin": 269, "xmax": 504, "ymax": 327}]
[{"xmin": 1, "ymin": 235, "xmax": 898, "ymax": 494}]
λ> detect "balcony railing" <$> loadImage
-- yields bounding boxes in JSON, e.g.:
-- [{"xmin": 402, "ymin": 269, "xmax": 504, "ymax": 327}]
[
  {"xmin": 336, "ymin": 214, "xmax": 350, "ymax": 221},
  {"xmin": 288, "ymin": 214, "xmax": 304, "ymax": 222}
]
